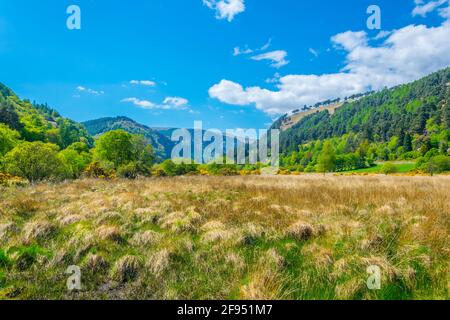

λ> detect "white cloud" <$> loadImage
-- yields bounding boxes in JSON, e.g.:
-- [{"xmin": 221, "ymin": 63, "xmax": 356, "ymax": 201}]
[
  {"xmin": 233, "ymin": 46, "xmax": 253, "ymax": 56},
  {"xmin": 209, "ymin": 13, "xmax": 450, "ymax": 115},
  {"xmin": 373, "ymin": 30, "xmax": 393, "ymax": 40},
  {"xmin": 331, "ymin": 31, "xmax": 368, "ymax": 51},
  {"xmin": 77, "ymin": 86, "xmax": 104, "ymax": 95},
  {"xmin": 309, "ymin": 48, "xmax": 319, "ymax": 58},
  {"xmin": 266, "ymin": 72, "xmax": 281, "ymax": 84},
  {"xmin": 163, "ymin": 96, "xmax": 189, "ymax": 109},
  {"xmin": 130, "ymin": 80, "xmax": 156, "ymax": 87},
  {"xmin": 122, "ymin": 96, "xmax": 189, "ymax": 110},
  {"xmin": 203, "ymin": 0, "xmax": 245, "ymax": 22},
  {"xmin": 121, "ymin": 97, "xmax": 156, "ymax": 109},
  {"xmin": 251, "ymin": 50, "xmax": 289, "ymax": 68},
  {"xmin": 412, "ymin": 0, "xmax": 448, "ymax": 17},
  {"xmin": 260, "ymin": 39, "xmax": 272, "ymax": 51},
  {"xmin": 233, "ymin": 39, "xmax": 272, "ymax": 56}
]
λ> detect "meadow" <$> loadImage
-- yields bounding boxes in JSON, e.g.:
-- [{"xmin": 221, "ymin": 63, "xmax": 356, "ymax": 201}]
[
  {"xmin": 0, "ymin": 175, "xmax": 449, "ymax": 300},
  {"xmin": 347, "ymin": 162, "xmax": 417, "ymax": 174}
]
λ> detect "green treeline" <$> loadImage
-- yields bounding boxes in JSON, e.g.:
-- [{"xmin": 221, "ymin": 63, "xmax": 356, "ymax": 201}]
[{"xmin": 2, "ymin": 68, "xmax": 450, "ymax": 183}]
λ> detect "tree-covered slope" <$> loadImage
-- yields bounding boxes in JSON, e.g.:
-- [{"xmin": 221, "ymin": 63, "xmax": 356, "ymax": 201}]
[
  {"xmin": 83, "ymin": 116, "xmax": 174, "ymax": 161},
  {"xmin": 277, "ymin": 68, "xmax": 450, "ymax": 155},
  {"xmin": 0, "ymin": 82, "xmax": 93, "ymax": 148}
]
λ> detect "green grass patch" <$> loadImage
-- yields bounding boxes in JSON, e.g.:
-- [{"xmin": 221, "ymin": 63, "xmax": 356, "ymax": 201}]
[
  {"xmin": 0, "ymin": 249, "xmax": 9, "ymax": 268},
  {"xmin": 347, "ymin": 162, "xmax": 416, "ymax": 173}
]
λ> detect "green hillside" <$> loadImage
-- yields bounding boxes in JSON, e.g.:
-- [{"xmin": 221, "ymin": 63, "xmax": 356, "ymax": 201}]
[
  {"xmin": 83, "ymin": 116, "xmax": 174, "ymax": 161},
  {"xmin": 0, "ymin": 83, "xmax": 93, "ymax": 149},
  {"xmin": 275, "ymin": 68, "xmax": 450, "ymax": 173}
]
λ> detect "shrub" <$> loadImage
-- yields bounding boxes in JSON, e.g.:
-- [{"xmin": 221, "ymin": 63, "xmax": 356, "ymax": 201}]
[
  {"xmin": 422, "ymin": 155, "xmax": 450, "ymax": 174},
  {"xmin": 218, "ymin": 166, "xmax": 239, "ymax": 176},
  {"xmin": 0, "ymin": 173, "xmax": 28, "ymax": 187},
  {"xmin": 160, "ymin": 159, "xmax": 177, "ymax": 176},
  {"xmin": 84, "ymin": 161, "xmax": 116, "ymax": 179},
  {"xmin": 58, "ymin": 143, "xmax": 92, "ymax": 179},
  {"xmin": 117, "ymin": 162, "xmax": 139, "ymax": 179},
  {"xmin": 380, "ymin": 163, "xmax": 398, "ymax": 175},
  {"xmin": 152, "ymin": 167, "xmax": 167, "ymax": 177},
  {"xmin": 94, "ymin": 130, "xmax": 153, "ymax": 171},
  {"xmin": 3, "ymin": 141, "xmax": 66, "ymax": 182}
]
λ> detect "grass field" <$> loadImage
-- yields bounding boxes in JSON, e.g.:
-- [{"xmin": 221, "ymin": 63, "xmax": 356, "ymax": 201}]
[{"xmin": 0, "ymin": 175, "xmax": 449, "ymax": 300}]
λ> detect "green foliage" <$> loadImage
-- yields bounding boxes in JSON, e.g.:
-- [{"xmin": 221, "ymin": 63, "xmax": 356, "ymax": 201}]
[
  {"xmin": 3, "ymin": 141, "xmax": 66, "ymax": 182},
  {"xmin": 380, "ymin": 163, "xmax": 398, "ymax": 175},
  {"xmin": 92, "ymin": 130, "xmax": 154, "ymax": 178},
  {"xmin": 418, "ymin": 155, "xmax": 450, "ymax": 174},
  {"xmin": 0, "ymin": 104, "xmax": 22, "ymax": 131},
  {"xmin": 8, "ymin": 245, "xmax": 51, "ymax": 271},
  {"xmin": 152, "ymin": 159, "xmax": 248, "ymax": 177},
  {"xmin": 0, "ymin": 124, "xmax": 20, "ymax": 156},
  {"xmin": 0, "ymin": 83, "xmax": 93, "ymax": 149},
  {"xmin": 117, "ymin": 162, "xmax": 140, "ymax": 179},
  {"xmin": 94, "ymin": 130, "xmax": 134, "ymax": 167},
  {"xmin": 0, "ymin": 249, "xmax": 9, "ymax": 268},
  {"xmin": 316, "ymin": 141, "xmax": 336, "ymax": 173},
  {"xmin": 278, "ymin": 68, "xmax": 450, "ymax": 171},
  {"xmin": 58, "ymin": 143, "xmax": 92, "ymax": 179},
  {"xmin": 158, "ymin": 159, "xmax": 179, "ymax": 176}
]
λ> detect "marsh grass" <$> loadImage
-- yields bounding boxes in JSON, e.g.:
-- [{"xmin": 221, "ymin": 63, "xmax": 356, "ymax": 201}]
[{"xmin": 0, "ymin": 175, "xmax": 448, "ymax": 300}]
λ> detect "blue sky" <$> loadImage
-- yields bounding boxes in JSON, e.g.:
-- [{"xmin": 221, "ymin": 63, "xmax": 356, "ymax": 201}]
[{"xmin": 1, "ymin": 0, "xmax": 449, "ymax": 129}]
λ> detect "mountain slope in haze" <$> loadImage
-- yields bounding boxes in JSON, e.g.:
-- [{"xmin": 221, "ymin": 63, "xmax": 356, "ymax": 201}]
[
  {"xmin": 83, "ymin": 116, "xmax": 174, "ymax": 160},
  {"xmin": 0, "ymin": 82, "xmax": 93, "ymax": 148},
  {"xmin": 275, "ymin": 68, "xmax": 450, "ymax": 155},
  {"xmin": 83, "ymin": 118, "xmax": 251, "ymax": 162}
]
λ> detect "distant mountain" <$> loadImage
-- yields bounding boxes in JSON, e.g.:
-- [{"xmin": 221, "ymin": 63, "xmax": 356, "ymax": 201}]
[
  {"xmin": 0, "ymin": 82, "xmax": 93, "ymax": 148},
  {"xmin": 82, "ymin": 116, "xmax": 175, "ymax": 160}
]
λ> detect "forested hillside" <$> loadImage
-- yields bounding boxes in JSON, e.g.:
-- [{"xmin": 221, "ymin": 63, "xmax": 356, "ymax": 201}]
[
  {"xmin": 274, "ymin": 68, "xmax": 450, "ymax": 173},
  {"xmin": 0, "ymin": 84, "xmax": 156, "ymax": 183},
  {"xmin": 0, "ymin": 83, "xmax": 93, "ymax": 148},
  {"xmin": 83, "ymin": 116, "xmax": 174, "ymax": 161}
]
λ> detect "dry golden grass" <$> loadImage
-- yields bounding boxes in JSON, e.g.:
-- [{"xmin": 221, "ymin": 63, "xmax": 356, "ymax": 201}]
[{"xmin": 0, "ymin": 175, "xmax": 448, "ymax": 300}]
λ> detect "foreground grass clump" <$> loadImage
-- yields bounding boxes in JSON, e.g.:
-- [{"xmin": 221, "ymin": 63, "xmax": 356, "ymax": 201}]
[{"xmin": 0, "ymin": 175, "xmax": 449, "ymax": 300}]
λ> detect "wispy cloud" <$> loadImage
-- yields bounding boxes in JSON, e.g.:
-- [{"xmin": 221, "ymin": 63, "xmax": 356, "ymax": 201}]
[
  {"xmin": 373, "ymin": 30, "xmax": 393, "ymax": 40},
  {"xmin": 77, "ymin": 86, "xmax": 104, "ymax": 96},
  {"xmin": 251, "ymin": 50, "xmax": 289, "ymax": 68},
  {"xmin": 203, "ymin": 0, "xmax": 245, "ymax": 22},
  {"xmin": 309, "ymin": 48, "xmax": 319, "ymax": 58},
  {"xmin": 233, "ymin": 39, "xmax": 272, "ymax": 56},
  {"xmin": 129, "ymin": 80, "xmax": 156, "ymax": 87},
  {"xmin": 233, "ymin": 46, "xmax": 254, "ymax": 56},
  {"xmin": 121, "ymin": 97, "xmax": 155, "ymax": 109},
  {"xmin": 412, "ymin": 0, "xmax": 448, "ymax": 17},
  {"xmin": 163, "ymin": 96, "xmax": 189, "ymax": 109},
  {"xmin": 122, "ymin": 96, "xmax": 189, "ymax": 110}
]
